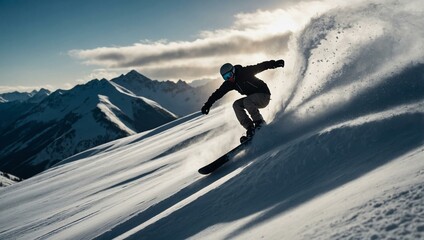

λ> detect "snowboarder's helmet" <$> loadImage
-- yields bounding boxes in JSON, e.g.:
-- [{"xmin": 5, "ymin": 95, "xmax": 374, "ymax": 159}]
[{"xmin": 220, "ymin": 63, "xmax": 234, "ymax": 81}]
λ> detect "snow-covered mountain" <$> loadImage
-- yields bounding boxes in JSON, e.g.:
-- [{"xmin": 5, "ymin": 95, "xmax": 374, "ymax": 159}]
[
  {"xmin": 27, "ymin": 88, "xmax": 51, "ymax": 103},
  {"xmin": 111, "ymin": 70, "xmax": 225, "ymax": 116},
  {"xmin": 0, "ymin": 90, "xmax": 34, "ymax": 102},
  {"xmin": 0, "ymin": 88, "xmax": 52, "ymax": 129},
  {"xmin": 0, "ymin": 101, "xmax": 36, "ymax": 130},
  {"xmin": 0, "ymin": 1, "xmax": 423, "ymax": 239},
  {"xmin": 0, "ymin": 79, "xmax": 176, "ymax": 179},
  {"xmin": 0, "ymin": 88, "xmax": 51, "ymax": 103}
]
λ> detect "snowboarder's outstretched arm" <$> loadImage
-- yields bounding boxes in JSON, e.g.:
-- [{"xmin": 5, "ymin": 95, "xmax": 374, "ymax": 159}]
[
  {"xmin": 201, "ymin": 81, "xmax": 233, "ymax": 114},
  {"xmin": 243, "ymin": 59, "xmax": 285, "ymax": 76}
]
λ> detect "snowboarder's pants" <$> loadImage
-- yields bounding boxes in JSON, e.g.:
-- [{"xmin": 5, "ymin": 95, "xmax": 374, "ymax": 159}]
[{"xmin": 233, "ymin": 93, "xmax": 270, "ymax": 129}]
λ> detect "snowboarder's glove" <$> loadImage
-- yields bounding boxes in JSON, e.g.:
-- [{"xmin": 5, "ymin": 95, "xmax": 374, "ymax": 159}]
[
  {"xmin": 274, "ymin": 59, "xmax": 285, "ymax": 68},
  {"xmin": 201, "ymin": 103, "xmax": 211, "ymax": 115}
]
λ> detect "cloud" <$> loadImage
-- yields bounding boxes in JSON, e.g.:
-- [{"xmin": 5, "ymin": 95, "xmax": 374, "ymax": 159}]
[
  {"xmin": 69, "ymin": 1, "xmax": 331, "ymax": 81},
  {"xmin": 83, "ymin": 35, "xmax": 290, "ymax": 81},
  {"xmin": 69, "ymin": 32, "xmax": 291, "ymax": 71}
]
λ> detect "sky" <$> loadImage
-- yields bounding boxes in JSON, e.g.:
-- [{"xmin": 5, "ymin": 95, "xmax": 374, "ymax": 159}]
[{"xmin": 0, "ymin": 0, "xmax": 327, "ymax": 93}]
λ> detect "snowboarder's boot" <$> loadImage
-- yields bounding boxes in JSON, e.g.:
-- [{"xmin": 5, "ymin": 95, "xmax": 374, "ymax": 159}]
[
  {"xmin": 240, "ymin": 124, "xmax": 255, "ymax": 143},
  {"xmin": 253, "ymin": 119, "xmax": 266, "ymax": 130}
]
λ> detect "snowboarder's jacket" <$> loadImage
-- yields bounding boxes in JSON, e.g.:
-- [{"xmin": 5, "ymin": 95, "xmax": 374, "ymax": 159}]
[{"xmin": 205, "ymin": 60, "xmax": 278, "ymax": 107}]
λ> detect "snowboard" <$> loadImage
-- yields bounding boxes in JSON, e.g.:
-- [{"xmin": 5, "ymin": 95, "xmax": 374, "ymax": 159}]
[{"xmin": 198, "ymin": 137, "xmax": 253, "ymax": 175}]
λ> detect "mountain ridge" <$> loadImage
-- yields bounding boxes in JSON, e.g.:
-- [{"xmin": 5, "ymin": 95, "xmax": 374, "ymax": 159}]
[
  {"xmin": 0, "ymin": 88, "xmax": 51, "ymax": 103},
  {"xmin": 111, "ymin": 70, "xmax": 223, "ymax": 116},
  {"xmin": 0, "ymin": 78, "xmax": 177, "ymax": 178}
]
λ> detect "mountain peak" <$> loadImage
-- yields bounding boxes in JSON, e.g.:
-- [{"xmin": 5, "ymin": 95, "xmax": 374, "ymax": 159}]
[
  {"xmin": 38, "ymin": 88, "xmax": 51, "ymax": 94},
  {"xmin": 110, "ymin": 71, "xmax": 205, "ymax": 116},
  {"xmin": 127, "ymin": 69, "xmax": 141, "ymax": 75},
  {"xmin": 125, "ymin": 70, "xmax": 150, "ymax": 80}
]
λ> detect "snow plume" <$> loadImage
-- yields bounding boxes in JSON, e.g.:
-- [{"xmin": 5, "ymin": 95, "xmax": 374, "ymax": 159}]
[{"xmin": 265, "ymin": 0, "xmax": 424, "ymax": 139}]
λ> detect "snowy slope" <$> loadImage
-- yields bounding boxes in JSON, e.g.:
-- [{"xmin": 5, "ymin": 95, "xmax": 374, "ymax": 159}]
[
  {"xmin": 0, "ymin": 101, "xmax": 422, "ymax": 239},
  {"xmin": 0, "ymin": 171, "xmax": 21, "ymax": 188},
  {"xmin": 0, "ymin": 79, "xmax": 176, "ymax": 178},
  {"xmin": 0, "ymin": 88, "xmax": 51, "ymax": 129},
  {"xmin": 0, "ymin": 0, "xmax": 423, "ymax": 239}
]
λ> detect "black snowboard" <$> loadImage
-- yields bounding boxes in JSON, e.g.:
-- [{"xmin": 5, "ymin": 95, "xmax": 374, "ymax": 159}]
[{"xmin": 198, "ymin": 137, "xmax": 252, "ymax": 175}]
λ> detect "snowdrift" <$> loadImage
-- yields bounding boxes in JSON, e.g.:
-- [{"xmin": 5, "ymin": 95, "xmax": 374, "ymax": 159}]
[{"xmin": 1, "ymin": 0, "xmax": 423, "ymax": 239}]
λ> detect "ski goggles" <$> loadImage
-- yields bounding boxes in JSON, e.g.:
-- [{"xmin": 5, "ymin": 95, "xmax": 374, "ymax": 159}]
[{"xmin": 222, "ymin": 70, "xmax": 234, "ymax": 81}]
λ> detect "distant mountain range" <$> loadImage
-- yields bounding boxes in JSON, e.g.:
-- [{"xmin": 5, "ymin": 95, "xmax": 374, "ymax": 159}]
[
  {"xmin": 0, "ymin": 72, "xmax": 192, "ymax": 179},
  {"xmin": 0, "ymin": 88, "xmax": 51, "ymax": 103},
  {"xmin": 0, "ymin": 89, "xmax": 52, "ymax": 130},
  {"xmin": 111, "ymin": 70, "xmax": 221, "ymax": 116},
  {"xmin": 0, "ymin": 70, "xmax": 229, "ymax": 179}
]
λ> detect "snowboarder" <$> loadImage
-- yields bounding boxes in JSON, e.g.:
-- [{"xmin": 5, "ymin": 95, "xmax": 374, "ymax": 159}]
[{"xmin": 201, "ymin": 60, "xmax": 284, "ymax": 139}]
